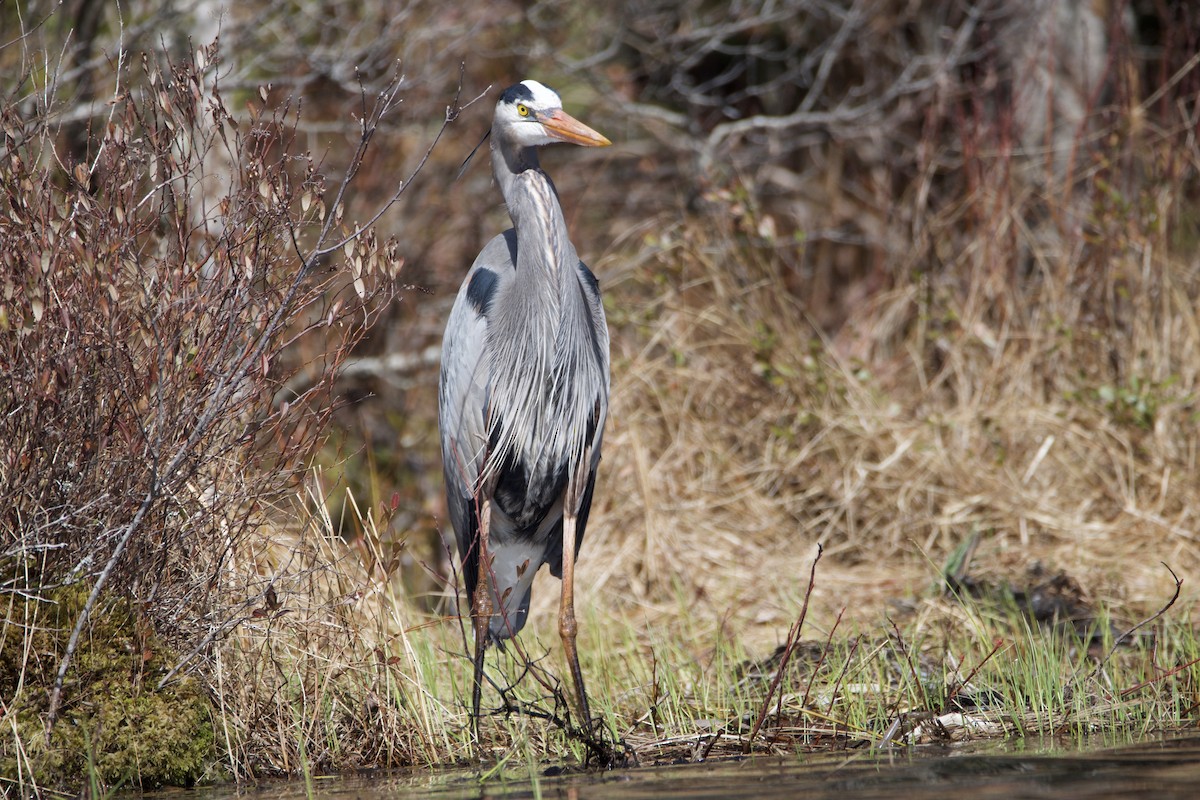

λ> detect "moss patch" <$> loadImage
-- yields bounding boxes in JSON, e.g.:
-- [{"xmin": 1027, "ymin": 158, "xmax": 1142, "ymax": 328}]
[{"xmin": 0, "ymin": 581, "xmax": 216, "ymax": 791}]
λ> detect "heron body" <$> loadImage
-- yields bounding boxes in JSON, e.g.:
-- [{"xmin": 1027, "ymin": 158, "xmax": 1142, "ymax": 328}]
[{"xmin": 438, "ymin": 80, "xmax": 611, "ymax": 736}]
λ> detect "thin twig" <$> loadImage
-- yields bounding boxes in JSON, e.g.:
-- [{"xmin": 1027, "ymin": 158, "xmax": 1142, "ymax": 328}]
[
  {"xmin": 1119, "ymin": 652, "xmax": 1200, "ymax": 699},
  {"xmin": 887, "ymin": 616, "xmax": 930, "ymax": 711},
  {"xmin": 945, "ymin": 637, "xmax": 1006, "ymax": 708},
  {"xmin": 801, "ymin": 607, "xmax": 844, "ymax": 712},
  {"xmin": 824, "ymin": 627, "xmax": 859, "ymax": 719},
  {"xmin": 0, "ymin": 0, "xmax": 65, "ymax": 53},
  {"xmin": 743, "ymin": 543, "xmax": 823, "ymax": 753},
  {"xmin": 1085, "ymin": 562, "xmax": 1182, "ymax": 684}
]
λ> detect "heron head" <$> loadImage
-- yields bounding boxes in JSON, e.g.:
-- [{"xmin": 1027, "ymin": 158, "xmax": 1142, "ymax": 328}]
[{"xmin": 494, "ymin": 80, "xmax": 611, "ymax": 149}]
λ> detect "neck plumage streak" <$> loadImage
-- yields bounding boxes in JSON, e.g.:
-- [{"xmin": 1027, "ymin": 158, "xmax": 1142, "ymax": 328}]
[{"xmin": 480, "ymin": 170, "xmax": 585, "ymax": 497}]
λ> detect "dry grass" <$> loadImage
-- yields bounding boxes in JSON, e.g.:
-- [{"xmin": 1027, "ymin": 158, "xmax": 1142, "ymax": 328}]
[{"xmin": 578, "ymin": 198, "xmax": 1200, "ymax": 650}]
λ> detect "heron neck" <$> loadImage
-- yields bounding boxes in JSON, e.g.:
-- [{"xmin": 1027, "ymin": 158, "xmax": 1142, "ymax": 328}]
[
  {"xmin": 483, "ymin": 137, "xmax": 602, "ymax": 477},
  {"xmin": 492, "ymin": 139, "xmax": 541, "ymax": 215},
  {"xmin": 487, "ymin": 141, "xmax": 582, "ymax": 376},
  {"xmin": 491, "ymin": 137, "xmax": 573, "ymax": 278}
]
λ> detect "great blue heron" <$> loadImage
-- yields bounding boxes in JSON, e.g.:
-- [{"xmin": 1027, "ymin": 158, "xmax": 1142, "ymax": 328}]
[{"xmin": 438, "ymin": 80, "xmax": 611, "ymax": 738}]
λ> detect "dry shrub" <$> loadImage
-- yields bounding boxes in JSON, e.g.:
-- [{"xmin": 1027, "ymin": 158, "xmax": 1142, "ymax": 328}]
[{"xmin": 0, "ymin": 32, "xmax": 434, "ymax": 785}]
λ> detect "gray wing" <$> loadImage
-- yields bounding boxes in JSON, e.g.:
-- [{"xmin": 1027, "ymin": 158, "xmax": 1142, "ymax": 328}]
[
  {"xmin": 575, "ymin": 256, "xmax": 609, "ymax": 484},
  {"xmin": 438, "ymin": 229, "xmax": 518, "ymax": 556},
  {"xmin": 541, "ymin": 257, "xmax": 609, "ymax": 580}
]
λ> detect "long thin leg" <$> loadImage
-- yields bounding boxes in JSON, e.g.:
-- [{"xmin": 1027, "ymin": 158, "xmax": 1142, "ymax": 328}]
[
  {"xmin": 560, "ymin": 479, "xmax": 592, "ymax": 733},
  {"xmin": 471, "ymin": 499, "xmax": 493, "ymax": 746}
]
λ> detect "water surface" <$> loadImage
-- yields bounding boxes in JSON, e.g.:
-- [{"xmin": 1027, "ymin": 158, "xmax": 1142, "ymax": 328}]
[{"xmin": 157, "ymin": 734, "xmax": 1200, "ymax": 799}]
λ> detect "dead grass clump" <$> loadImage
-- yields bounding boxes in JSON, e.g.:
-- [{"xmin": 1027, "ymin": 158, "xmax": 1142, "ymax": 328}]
[
  {"xmin": 585, "ymin": 184, "xmax": 1200, "ymax": 651},
  {"xmin": 204, "ymin": 479, "xmax": 468, "ymax": 774}
]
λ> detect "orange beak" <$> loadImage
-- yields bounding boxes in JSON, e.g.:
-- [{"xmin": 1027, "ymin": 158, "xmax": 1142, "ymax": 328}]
[{"xmin": 537, "ymin": 108, "xmax": 612, "ymax": 147}]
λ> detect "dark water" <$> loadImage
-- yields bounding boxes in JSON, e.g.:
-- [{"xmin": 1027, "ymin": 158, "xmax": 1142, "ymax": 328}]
[{"xmin": 157, "ymin": 734, "xmax": 1200, "ymax": 799}]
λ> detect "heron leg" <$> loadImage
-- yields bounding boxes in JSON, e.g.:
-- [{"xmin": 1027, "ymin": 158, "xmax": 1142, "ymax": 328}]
[
  {"xmin": 560, "ymin": 490, "xmax": 592, "ymax": 733},
  {"xmin": 471, "ymin": 499, "xmax": 494, "ymax": 746}
]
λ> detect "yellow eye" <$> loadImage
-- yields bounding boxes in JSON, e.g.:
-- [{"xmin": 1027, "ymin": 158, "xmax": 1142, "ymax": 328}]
[{"xmin": 516, "ymin": 104, "xmax": 529, "ymax": 117}]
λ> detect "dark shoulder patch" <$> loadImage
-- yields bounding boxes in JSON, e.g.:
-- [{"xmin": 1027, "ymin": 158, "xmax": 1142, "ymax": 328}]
[
  {"xmin": 578, "ymin": 261, "xmax": 600, "ymax": 298},
  {"xmin": 499, "ymin": 83, "xmax": 534, "ymax": 105},
  {"xmin": 466, "ymin": 268, "xmax": 499, "ymax": 316}
]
